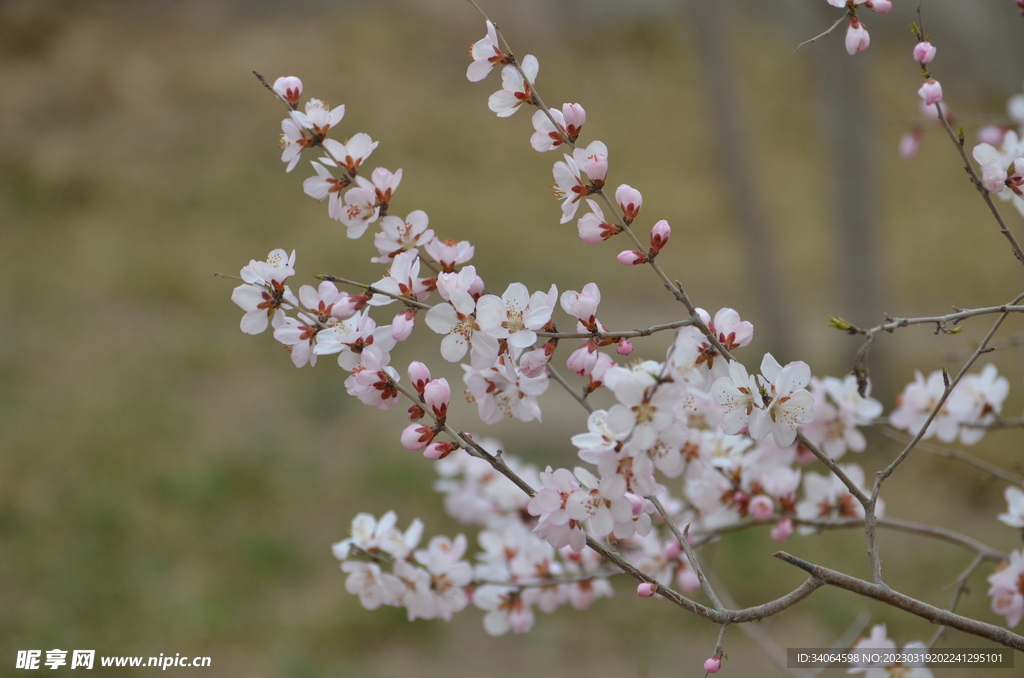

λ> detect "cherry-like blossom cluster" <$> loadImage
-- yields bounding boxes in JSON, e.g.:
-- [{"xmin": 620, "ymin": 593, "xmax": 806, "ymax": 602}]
[
  {"xmin": 988, "ymin": 549, "xmax": 1024, "ymax": 628},
  {"xmin": 990, "ymin": 483, "xmax": 1024, "ymax": 626},
  {"xmin": 228, "ymin": 17, "xmax": 1024, "ymax": 666},
  {"xmin": 331, "ymin": 511, "xmax": 473, "ymax": 621},
  {"xmin": 973, "ymin": 114, "xmax": 1024, "ymax": 218},
  {"xmin": 889, "ymin": 365, "xmax": 1009, "ymax": 445}
]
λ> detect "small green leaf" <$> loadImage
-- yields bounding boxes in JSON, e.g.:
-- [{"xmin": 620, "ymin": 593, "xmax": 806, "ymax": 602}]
[{"xmin": 828, "ymin": 316, "xmax": 853, "ymax": 331}]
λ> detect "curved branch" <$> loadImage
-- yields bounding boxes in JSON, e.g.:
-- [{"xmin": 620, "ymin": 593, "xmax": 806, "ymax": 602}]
[{"xmin": 775, "ymin": 552, "xmax": 1024, "ymax": 651}]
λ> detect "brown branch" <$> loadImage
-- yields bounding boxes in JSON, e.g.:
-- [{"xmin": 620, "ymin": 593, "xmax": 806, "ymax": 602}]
[
  {"xmin": 927, "ymin": 554, "xmax": 986, "ymax": 649},
  {"xmin": 774, "ymin": 552, "xmax": 1024, "ymax": 651},
  {"xmin": 796, "ymin": 12, "xmax": 849, "ymax": 51},
  {"xmin": 880, "ymin": 427, "xmax": 1024, "ymax": 485},
  {"xmin": 934, "ymin": 104, "xmax": 1024, "ymax": 267},
  {"xmin": 535, "ymin": 318, "xmax": 694, "ymax": 340},
  {"xmin": 864, "ymin": 292, "xmax": 1024, "ymax": 583}
]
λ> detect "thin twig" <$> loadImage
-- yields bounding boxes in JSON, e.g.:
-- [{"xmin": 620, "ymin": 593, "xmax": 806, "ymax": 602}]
[
  {"xmin": 318, "ymin": 274, "xmax": 434, "ymax": 310},
  {"xmin": 927, "ymin": 553, "xmax": 985, "ymax": 648},
  {"xmin": 880, "ymin": 427, "xmax": 1024, "ymax": 485},
  {"xmin": 864, "ymin": 291, "xmax": 1024, "ymax": 583},
  {"xmin": 845, "ymin": 300, "xmax": 1024, "ymax": 337},
  {"xmin": 934, "ymin": 105, "xmax": 1024, "ymax": 266},
  {"xmin": 546, "ymin": 363, "xmax": 594, "ymax": 413},
  {"xmin": 535, "ymin": 318, "xmax": 694, "ymax": 340},
  {"xmin": 792, "ymin": 516, "xmax": 1005, "ymax": 562},
  {"xmin": 796, "ymin": 13, "xmax": 849, "ymax": 51},
  {"xmin": 710, "ymin": 574, "xmax": 811, "ymax": 678},
  {"xmin": 649, "ymin": 496, "xmax": 724, "ymax": 611}
]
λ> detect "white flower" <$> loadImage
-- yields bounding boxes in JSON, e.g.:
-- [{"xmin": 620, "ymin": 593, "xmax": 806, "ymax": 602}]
[
  {"xmin": 749, "ymin": 354, "xmax": 815, "ymax": 448},
  {"xmin": 476, "ymin": 283, "xmax": 557, "ymax": 350},
  {"xmin": 999, "ymin": 486, "xmax": 1024, "ymax": 530},
  {"xmin": 467, "ymin": 20, "xmax": 503, "ymax": 82},
  {"xmin": 487, "ymin": 55, "xmax": 538, "ymax": 117},
  {"xmin": 712, "ymin": 360, "xmax": 762, "ymax": 435}
]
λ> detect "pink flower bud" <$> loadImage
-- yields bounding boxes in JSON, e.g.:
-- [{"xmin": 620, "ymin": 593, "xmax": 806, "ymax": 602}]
[
  {"xmin": 845, "ymin": 17, "xmax": 870, "ymax": 55},
  {"xmin": 331, "ymin": 293, "xmax": 365, "ymax": 320},
  {"xmin": 676, "ymin": 566, "xmax": 700, "ymax": 593},
  {"xmin": 918, "ymin": 78, "xmax": 943, "ymax": 106},
  {"xmin": 519, "ymin": 345, "xmax": 554, "ymax": 378},
  {"xmin": 704, "ymin": 656, "xmax": 722, "ymax": 673},
  {"xmin": 467, "ymin": 274, "xmax": 486, "ymax": 300},
  {"xmin": 770, "ymin": 516, "xmax": 794, "ymax": 542},
  {"xmin": 615, "ymin": 184, "xmax": 643, "ymax": 223},
  {"xmin": 664, "ymin": 540, "xmax": 683, "ymax": 559},
  {"xmin": 578, "ymin": 211, "xmax": 617, "ymax": 243},
  {"xmin": 400, "ymin": 423, "xmax": 434, "ymax": 451},
  {"xmin": 424, "ymin": 441, "xmax": 456, "ymax": 460},
  {"xmin": 616, "ymin": 338, "xmax": 633, "ymax": 356},
  {"xmin": 273, "ymin": 76, "xmax": 303, "ymax": 105},
  {"xmin": 636, "ymin": 582, "xmax": 657, "ymax": 598},
  {"xmin": 407, "ymin": 361, "xmax": 432, "ymax": 395},
  {"xmin": 749, "ymin": 495, "xmax": 774, "ymax": 521},
  {"xmin": 566, "ymin": 341, "xmax": 599, "ymax": 376},
  {"xmin": 866, "ymin": 0, "xmax": 892, "ymax": 13},
  {"xmin": 650, "ymin": 219, "xmax": 671, "ymax": 252},
  {"xmin": 423, "ymin": 378, "xmax": 451, "ymax": 419},
  {"xmin": 562, "ymin": 103, "xmax": 586, "ymax": 141},
  {"xmin": 977, "ymin": 125, "xmax": 1005, "ymax": 146},
  {"xmin": 617, "ymin": 250, "xmax": 647, "ymax": 266},
  {"xmin": 391, "ymin": 309, "xmax": 416, "ymax": 342},
  {"xmin": 898, "ymin": 129, "xmax": 923, "ymax": 160},
  {"xmin": 913, "ymin": 41, "xmax": 936, "ymax": 64}
]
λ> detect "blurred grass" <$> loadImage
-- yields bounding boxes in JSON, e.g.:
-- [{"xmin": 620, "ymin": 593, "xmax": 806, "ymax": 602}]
[{"xmin": 1, "ymin": 1, "xmax": 1023, "ymax": 676}]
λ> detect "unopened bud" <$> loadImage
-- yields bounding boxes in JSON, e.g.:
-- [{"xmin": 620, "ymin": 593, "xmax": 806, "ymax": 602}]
[
  {"xmin": 424, "ymin": 441, "xmax": 457, "ymax": 460},
  {"xmin": 615, "ymin": 184, "xmax": 643, "ymax": 224},
  {"xmin": 407, "ymin": 361, "xmax": 432, "ymax": 395},
  {"xmin": 617, "ymin": 250, "xmax": 647, "ymax": 266},
  {"xmin": 401, "ymin": 423, "xmax": 433, "ymax": 451},
  {"xmin": 749, "ymin": 495, "xmax": 774, "ymax": 521},
  {"xmin": 650, "ymin": 219, "xmax": 671, "ymax": 253},
  {"xmin": 636, "ymin": 582, "xmax": 657, "ymax": 598},
  {"xmin": 913, "ymin": 40, "xmax": 936, "ymax": 64},
  {"xmin": 770, "ymin": 516, "xmax": 794, "ymax": 542},
  {"xmin": 273, "ymin": 76, "xmax": 303, "ymax": 106},
  {"xmin": 918, "ymin": 78, "xmax": 943, "ymax": 106}
]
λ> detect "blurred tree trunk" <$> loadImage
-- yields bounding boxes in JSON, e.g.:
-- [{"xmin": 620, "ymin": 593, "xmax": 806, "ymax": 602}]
[
  {"xmin": 781, "ymin": 0, "xmax": 890, "ymax": 391},
  {"xmin": 683, "ymin": 0, "xmax": 793, "ymax": 359}
]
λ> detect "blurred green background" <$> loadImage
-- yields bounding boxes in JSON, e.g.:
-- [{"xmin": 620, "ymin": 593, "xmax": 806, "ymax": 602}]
[{"xmin": 2, "ymin": 0, "xmax": 1023, "ymax": 675}]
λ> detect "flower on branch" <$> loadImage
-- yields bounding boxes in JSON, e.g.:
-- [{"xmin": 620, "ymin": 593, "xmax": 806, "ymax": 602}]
[
  {"xmin": 467, "ymin": 20, "xmax": 507, "ymax": 83},
  {"xmin": 488, "ymin": 55, "xmax": 539, "ymax": 117},
  {"xmin": 988, "ymin": 550, "xmax": 1024, "ymax": 627},
  {"xmin": 845, "ymin": 16, "xmax": 870, "ymax": 56},
  {"xmin": 272, "ymin": 75, "xmax": 303, "ymax": 106}
]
